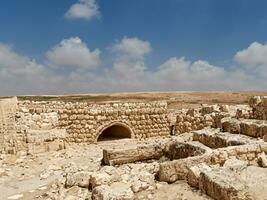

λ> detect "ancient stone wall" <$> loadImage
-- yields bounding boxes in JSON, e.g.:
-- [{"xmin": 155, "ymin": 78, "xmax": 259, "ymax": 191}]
[
  {"xmin": 0, "ymin": 97, "xmax": 17, "ymax": 153},
  {"xmin": 17, "ymin": 100, "xmax": 170, "ymax": 143},
  {"xmin": 249, "ymin": 96, "xmax": 267, "ymax": 120},
  {"xmin": 174, "ymin": 104, "xmax": 249, "ymax": 135}
]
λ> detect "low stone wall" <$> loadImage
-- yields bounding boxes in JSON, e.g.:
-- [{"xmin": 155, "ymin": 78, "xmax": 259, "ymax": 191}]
[
  {"xmin": 158, "ymin": 142, "xmax": 267, "ymax": 183},
  {"xmin": 17, "ymin": 100, "xmax": 170, "ymax": 144},
  {"xmin": 0, "ymin": 97, "xmax": 17, "ymax": 153},
  {"xmin": 174, "ymin": 104, "xmax": 247, "ymax": 135}
]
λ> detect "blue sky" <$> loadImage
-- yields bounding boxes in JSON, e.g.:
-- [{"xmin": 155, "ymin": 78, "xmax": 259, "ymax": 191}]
[{"xmin": 0, "ymin": 0, "xmax": 267, "ymax": 95}]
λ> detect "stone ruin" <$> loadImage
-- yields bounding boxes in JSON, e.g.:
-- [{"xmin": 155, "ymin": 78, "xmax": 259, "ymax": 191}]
[
  {"xmin": 0, "ymin": 98, "xmax": 169, "ymax": 155},
  {"xmin": 1, "ymin": 96, "xmax": 267, "ymax": 199}
]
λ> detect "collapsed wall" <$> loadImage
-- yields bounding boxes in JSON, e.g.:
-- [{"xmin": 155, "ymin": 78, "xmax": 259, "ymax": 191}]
[
  {"xmin": 0, "ymin": 97, "xmax": 17, "ymax": 154},
  {"xmin": 249, "ymin": 96, "xmax": 267, "ymax": 120},
  {"xmin": 174, "ymin": 104, "xmax": 251, "ymax": 135}
]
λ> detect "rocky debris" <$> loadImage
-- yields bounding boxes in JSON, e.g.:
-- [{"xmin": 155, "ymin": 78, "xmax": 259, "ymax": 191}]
[
  {"xmin": 3, "ymin": 96, "xmax": 267, "ymax": 200},
  {"xmin": 43, "ymin": 185, "xmax": 90, "ymax": 200},
  {"xmin": 223, "ymin": 158, "xmax": 248, "ymax": 171},
  {"xmin": 90, "ymin": 172, "xmax": 112, "ymax": 188},
  {"xmin": 92, "ymin": 184, "xmax": 134, "ymax": 200},
  {"xmin": 65, "ymin": 171, "xmax": 92, "ymax": 188},
  {"xmin": 174, "ymin": 104, "xmax": 247, "ymax": 135}
]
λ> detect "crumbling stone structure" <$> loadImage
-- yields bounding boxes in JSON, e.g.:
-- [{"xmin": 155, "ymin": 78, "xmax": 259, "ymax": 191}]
[
  {"xmin": 1, "ymin": 99, "xmax": 170, "ymax": 154},
  {"xmin": 0, "ymin": 97, "xmax": 17, "ymax": 154},
  {"xmin": 249, "ymin": 96, "xmax": 267, "ymax": 120},
  {"xmin": 17, "ymin": 100, "xmax": 169, "ymax": 142},
  {"xmin": 2, "ymin": 95, "xmax": 267, "ymax": 200}
]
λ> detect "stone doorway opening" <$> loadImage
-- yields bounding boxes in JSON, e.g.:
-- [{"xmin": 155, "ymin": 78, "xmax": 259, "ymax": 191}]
[{"xmin": 97, "ymin": 124, "xmax": 132, "ymax": 141}]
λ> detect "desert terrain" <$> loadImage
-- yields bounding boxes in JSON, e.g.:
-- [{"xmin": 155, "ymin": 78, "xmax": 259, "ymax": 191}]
[{"xmin": 1, "ymin": 91, "xmax": 267, "ymax": 200}]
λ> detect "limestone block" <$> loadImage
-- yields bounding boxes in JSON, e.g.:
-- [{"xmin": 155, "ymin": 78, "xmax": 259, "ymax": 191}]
[
  {"xmin": 221, "ymin": 117, "xmax": 240, "ymax": 134},
  {"xmin": 92, "ymin": 184, "xmax": 134, "ymax": 200},
  {"xmin": 187, "ymin": 163, "xmax": 212, "ymax": 188},
  {"xmin": 90, "ymin": 172, "xmax": 112, "ymax": 188},
  {"xmin": 65, "ymin": 171, "xmax": 92, "ymax": 188},
  {"xmin": 158, "ymin": 154, "xmax": 210, "ymax": 183},
  {"xmin": 102, "ymin": 143, "xmax": 167, "ymax": 166}
]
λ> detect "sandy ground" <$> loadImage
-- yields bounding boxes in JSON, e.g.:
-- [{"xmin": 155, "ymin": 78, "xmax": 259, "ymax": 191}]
[
  {"xmin": 15, "ymin": 91, "xmax": 267, "ymax": 110},
  {"xmin": 0, "ymin": 139, "xmax": 212, "ymax": 200}
]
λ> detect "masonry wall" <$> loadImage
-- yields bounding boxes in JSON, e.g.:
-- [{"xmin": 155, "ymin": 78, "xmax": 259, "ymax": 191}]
[
  {"xmin": 249, "ymin": 96, "xmax": 267, "ymax": 120},
  {"xmin": 0, "ymin": 97, "xmax": 17, "ymax": 153},
  {"xmin": 174, "ymin": 104, "xmax": 250, "ymax": 135},
  {"xmin": 17, "ymin": 100, "xmax": 170, "ymax": 144}
]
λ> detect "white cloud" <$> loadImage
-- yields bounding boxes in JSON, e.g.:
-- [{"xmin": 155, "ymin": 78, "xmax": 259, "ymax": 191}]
[
  {"xmin": 65, "ymin": 0, "xmax": 100, "ymax": 20},
  {"xmin": 149, "ymin": 57, "xmax": 235, "ymax": 91},
  {"xmin": 0, "ymin": 43, "xmax": 45, "ymax": 76},
  {"xmin": 234, "ymin": 42, "xmax": 267, "ymax": 66},
  {"xmin": 234, "ymin": 42, "xmax": 267, "ymax": 78},
  {"xmin": 0, "ymin": 43, "xmax": 67, "ymax": 95},
  {"xmin": 46, "ymin": 37, "xmax": 101, "ymax": 70},
  {"xmin": 111, "ymin": 37, "xmax": 152, "ymax": 61},
  {"xmin": 1, "ymin": 39, "xmax": 267, "ymax": 95}
]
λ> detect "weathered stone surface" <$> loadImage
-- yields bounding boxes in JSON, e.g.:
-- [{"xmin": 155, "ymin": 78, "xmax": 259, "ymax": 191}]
[
  {"xmin": 90, "ymin": 172, "xmax": 112, "ymax": 188},
  {"xmin": 199, "ymin": 165, "xmax": 267, "ymax": 200},
  {"xmin": 187, "ymin": 163, "xmax": 212, "ymax": 188},
  {"xmin": 221, "ymin": 117, "xmax": 241, "ymax": 134},
  {"xmin": 102, "ymin": 142, "xmax": 168, "ymax": 166},
  {"xmin": 103, "ymin": 140, "xmax": 210, "ymax": 166},
  {"xmin": 65, "ymin": 171, "xmax": 92, "ymax": 188},
  {"xmin": 27, "ymin": 139, "xmax": 65, "ymax": 155},
  {"xmin": 92, "ymin": 184, "xmax": 134, "ymax": 200},
  {"xmin": 0, "ymin": 97, "xmax": 17, "ymax": 154},
  {"xmin": 193, "ymin": 128, "xmax": 253, "ymax": 148},
  {"xmin": 158, "ymin": 142, "xmax": 267, "ymax": 183},
  {"xmin": 26, "ymin": 129, "xmax": 66, "ymax": 143},
  {"xmin": 158, "ymin": 154, "xmax": 210, "ymax": 183},
  {"xmin": 222, "ymin": 117, "xmax": 267, "ymax": 138}
]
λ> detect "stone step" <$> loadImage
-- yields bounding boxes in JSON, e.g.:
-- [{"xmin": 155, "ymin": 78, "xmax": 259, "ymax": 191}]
[
  {"xmin": 221, "ymin": 117, "xmax": 267, "ymax": 138},
  {"xmin": 193, "ymin": 128, "xmax": 256, "ymax": 148}
]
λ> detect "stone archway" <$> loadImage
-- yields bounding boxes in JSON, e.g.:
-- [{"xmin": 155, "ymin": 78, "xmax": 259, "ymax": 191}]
[{"xmin": 96, "ymin": 122, "xmax": 133, "ymax": 142}]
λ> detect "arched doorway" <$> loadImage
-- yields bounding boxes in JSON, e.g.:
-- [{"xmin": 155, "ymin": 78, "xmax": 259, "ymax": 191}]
[{"xmin": 97, "ymin": 123, "xmax": 132, "ymax": 142}]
